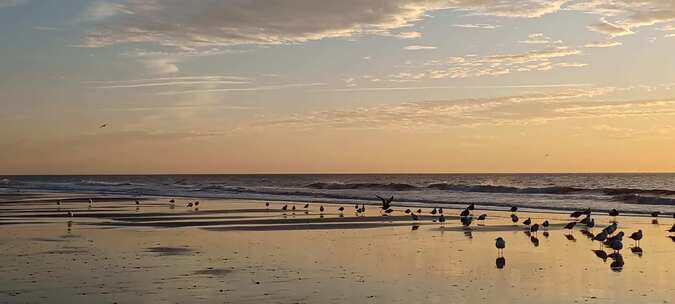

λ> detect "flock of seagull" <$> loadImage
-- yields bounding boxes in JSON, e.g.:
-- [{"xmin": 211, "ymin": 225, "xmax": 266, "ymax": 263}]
[{"xmin": 266, "ymin": 195, "xmax": 675, "ymax": 271}]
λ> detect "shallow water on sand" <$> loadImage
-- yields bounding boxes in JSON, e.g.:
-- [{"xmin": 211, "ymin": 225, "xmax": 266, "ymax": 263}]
[{"xmin": 1, "ymin": 198, "xmax": 674, "ymax": 303}]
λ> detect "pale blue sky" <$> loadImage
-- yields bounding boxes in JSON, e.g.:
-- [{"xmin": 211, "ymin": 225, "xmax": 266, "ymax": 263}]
[{"xmin": 2, "ymin": 0, "xmax": 675, "ymax": 174}]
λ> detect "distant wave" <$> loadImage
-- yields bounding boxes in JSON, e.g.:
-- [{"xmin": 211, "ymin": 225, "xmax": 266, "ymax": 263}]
[
  {"xmin": 305, "ymin": 182, "xmax": 675, "ymax": 197},
  {"xmin": 78, "ymin": 180, "xmax": 141, "ymax": 187}
]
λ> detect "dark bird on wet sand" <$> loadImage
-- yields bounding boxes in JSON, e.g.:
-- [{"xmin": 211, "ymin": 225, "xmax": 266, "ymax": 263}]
[
  {"xmin": 404, "ymin": 209, "xmax": 411, "ymax": 214},
  {"xmin": 650, "ymin": 211, "xmax": 660, "ymax": 217},
  {"xmin": 460, "ymin": 209, "xmax": 470, "ymax": 217},
  {"xmin": 56, "ymin": 200, "xmax": 61, "ymax": 206},
  {"xmin": 564, "ymin": 221, "xmax": 576, "ymax": 231},
  {"xmin": 194, "ymin": 201, "xmax": 199, "ymax": 207},
  {"xmin": 609, "ymin": 238, "xmax": 623, "ymax": 253},
  {"xmin": 542, "ymin": 220, "xmax": 549, "ymax": 228},
  {"xmin": 187, "ymin": 202, "xmax": 193, "ymax": 208},
  {"xmin": 511, "ymin": 214, "xmax": 519, "ymax": 224},
  {"xmin": 281, "ymin": 204, "xmax": 288, "ymax": 211},
  {"xmin": 477, "ymin": 214, "xmax": 487, "ymax": 221},
  {"xmin": 629, "ymin": 230, "xmax": 643, "ymax": 246},
  {"xmin": 135, "ymin": 200, "xmax": 140, "ymax": 205},
  {"xmin": 265, "ymin": 202, "xmax": 270, "ymax": 209},
  {"xmin": 411, "ymin": 213, "xmax": 419, "ymax": 221},
  {"xmin": 609, "ymin": 209, "xmax": 619, "ymax": 217},
  {"xmin": 291, "ymin": 205, "xmax": 296, "ymax": 212},
  {"xmin": 376, "ymin": 195, "xmax": 394, "ymax": 210},
  {"xmin": 570, "ymin": 210, "xmax": 584, "ymax": 218},
  {"xmin": 523, "ymin": 218, "xmax": 532, "ymax": 226},
  {"xmin": 439, "ymin": 214, "xmax": 446, "ymax": 224},
  {"xmin": 169, "ymin": 199, "xmax": 175, "ymax": 203},
  {"xmin": 304, "ymin": 203, "xmax": 310, "ymax": 209},
  {"xmin": 593, "ymin": 230, "xmax": 608, "ymax": 243},
  {"xmin": 338, "ymin": 206, "xmax": 345, "ymax": 213},
  {"xmin": 319, "ymin": 205, "xmax": 325, "ymax": 214},
  {"xmin": 530, "ymin": 223, "xmax": 540, "ymax": 234},
  {"xmin": 99, "ymin": 123, "xmax": 108, "ymax": 128},
  {"xmin": 431, "ymin": 208, "xmax": 438, "ymax": 215},
  {"xmin": 416, "ymin": 209, "xmax": 422, "ymax": 214},
  {"xmin": 467, "ymin": 203, "xmax": 475, "ymax": 211},
  {"xmin": 439, "ymin": 208, "xmax": 444, "ymax": 215},
  {"xmin": 603, "ymin": 222, "xmax": 618, "ymax": 235},
  {"xmin": 510, "ymin": 206, "xmax": 518, "ymax": 212},
  {"xmin": 495, "ymin": 237, "xmax": 506, "ymax": 255}
]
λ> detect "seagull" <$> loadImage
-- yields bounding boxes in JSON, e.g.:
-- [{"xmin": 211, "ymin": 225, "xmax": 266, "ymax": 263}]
[
  {"xmin": 376, "ymin": 195, "xmax": 394, "ymax": 210},
  {"xmin": 477, "ymin": 214, "xmax": 487, "ymax": 221},
  {"xmin": 291, "ymin": 205, "xmax": 296, "ymax": 213},
  {"xmin": 88, "ymin": 198, "xmax": 93, "ymax": 206},
  {"xmin": 495, "ymin": 237, "xmax": 506, "ymax": 256},
  {"xmin": 603, "ymin": 222, "xmax": 618, "ymax": 235},
  {"xmin": 564, "ymin": 221, "xmax": 577, "ymax": 231},
  {"xmin": 570, "ymin": 210, "xmax": 584, "ymax": 218},
  {"xmin": 609, "ymin": 209, "xmax": 619, "ymax": 218},
  {"xmin": 511, "ymin": 214, "xmax": 519, "ymax": 224},
  {"xmin": 609, "ymin": 238, "xmax": 623, "ymax": 253},
  {"xmin": 629, "ymin": 230, "xmax": 643, "ymax": 246},
  {"xmin": 523, "ymin": 218, "xmax": 532, "ymax": 226},
  {"xmin": 510, "ymin": 206, "xmax": 518, "ymax": 212},
  {"xmin": 592, "ymin": 230, "xmax": 608, "ymax": 243},
  {"xmin": 460, "ymin": 215, "xmax": 472, "ymax": 227}
]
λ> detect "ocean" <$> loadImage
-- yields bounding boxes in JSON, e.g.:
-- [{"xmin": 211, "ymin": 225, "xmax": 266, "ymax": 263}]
[{"xmin": 2, "ymin": 174, "xmax": 675, "ymax": 214}]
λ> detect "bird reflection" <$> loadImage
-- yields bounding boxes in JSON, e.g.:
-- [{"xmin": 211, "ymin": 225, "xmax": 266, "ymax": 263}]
[
  {"xmin": 464, "ymin": 231, "xmax": 473, "ymax": 239},
  {"xmin": 542, "ymin": 231, "xmax": 549, "ymax": 238},
  {"xmin": 668, "ymin": 236, "xmax": 675, "ymax": 242},
  {"xmin": 609, "ymin": 253, "xmax": 624, "ymax": 272},
  {"xmin": 564, "ymin": 234, "xmax": 576, "ymax": 242},
  {"xmin": 630, "ymin": 246, "xmax": 644, "ymax": 257},
  {"xmin": 593, "ymin": 250, "xmax": 608, "ymax": 262},
  {"xmin": 496, "ymin": 257, "xmax": 506, "ymax": 269},
  {"xmin": 411, "ymin": 225, "xmax": 419, "ymax": 231},
  {"xmin": 651, "ymin": 219, "xmax": 659, "ymax": 225},
  {"xmin": 530, "ymin": 236, "xmax": 539, "ymax": 247}
]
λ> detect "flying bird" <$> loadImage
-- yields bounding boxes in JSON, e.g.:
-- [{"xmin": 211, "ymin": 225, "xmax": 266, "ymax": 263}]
[{"xmin": 376, "ymin": 195, "xmax": 394, "ymax": 210}]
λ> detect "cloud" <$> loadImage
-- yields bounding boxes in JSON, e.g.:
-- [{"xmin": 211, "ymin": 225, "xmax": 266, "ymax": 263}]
[
  {"xmin": 519, "ymin": 33, "xmax": 563, "ymax": 44},
  {"xmin": 395, "ymin": 31, "xmax": 422, "ymax": 39},
  {"xmin": 404, "ymin": 45, "xmax": 437, "ymax": 50},
  {"xmin": 157, "ymin": 82, "xmax": 326, "ymax": 96},
  {"xmin": 453, "ymin": 23, "xmax": 501, "ymax": 29},
  {"xmin": 587, "ymin": 18, "xmax": 634, "ymax": 37},
  {"xmin": 570, "ymin": 1, "xmax": 675, "ymax": 37},
  {"xmin": 142, "ymin": 58, "xmax": 179, "ymax": 74},
  {"xmin": 418, "ymin": 47, "xmax": 582, "ymax": 80},
  {"xmin": 0, "ymin": 0, "xmax": 27, "ymax": 9},
  {"xmin": 258, "ymin": 86, "xmax": 675, "ymax": 131},
  {"xmin": 84, "ymin": 1, "xmax": 132, "ymax": 21},
  {"xmin": 258, "ymin": 87, "xmax": 625, "ymax": 130},
  {"xmin": 83, "ymin": 75, "xmax": 250, "ymax": 89},
  {"xmin": 80, "ymin": 0, "xmax": 569, "ymax": 49},
  {"xmin": 584, "ymin": 40, "xmax": 622, "ymax": 48}
]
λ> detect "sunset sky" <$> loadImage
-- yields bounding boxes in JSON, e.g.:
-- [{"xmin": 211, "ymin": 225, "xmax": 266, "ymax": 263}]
[{"xmin": 2, "ymin": 0, "xmax": 675, "ymax": 174}]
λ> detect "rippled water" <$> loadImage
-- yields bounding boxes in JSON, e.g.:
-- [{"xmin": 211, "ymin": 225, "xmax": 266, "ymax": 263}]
[{"xmin": 1, "ymin": 174, "xmax": 675, "ymax": 213}]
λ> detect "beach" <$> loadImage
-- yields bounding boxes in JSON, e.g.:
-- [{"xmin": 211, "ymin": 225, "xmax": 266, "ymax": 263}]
[{"xmin": 1, "ymin": 195, "xmax": 674, "ymax": 304}]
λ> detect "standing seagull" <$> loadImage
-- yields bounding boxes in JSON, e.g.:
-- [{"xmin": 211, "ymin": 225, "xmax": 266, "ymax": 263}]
[
  {"xmin": 629, "ymin": 230, "xmax": 643, "ymax": 247},
  {"xmin": 495, "ymin": 237, "xmax": 506, "ymax": 256}
]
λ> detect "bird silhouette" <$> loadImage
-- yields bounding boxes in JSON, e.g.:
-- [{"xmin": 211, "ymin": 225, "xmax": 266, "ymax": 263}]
[
  {"xmin": 609, "ymin": 238, "xmax": 623, "ymax": 253},
  {"xmin": 651, "ymin": 211, "xmax": 660, "ymax": 217},
  {"xmin": 629, "ymin": 230, "xmax": 643, "ymax": 246},
  {"xmin": 467, "ymin": 203, "xmax": 475, "ymax": 211},
  {"xmin": 511, "ymin": 214, "xmax": 519, "ymax": 224},
  {"xmin": 404, "ymin": 209, "xmax": 411, "ymax": 214},
  {"xmin": 495, "ymin": 237, "xmax": 506, "ymax": 256},
  {"xmin": 542, "ymin": 220, "xmax": 550, "ymax": 228},
  {"xmin": 410, "ymin": 212, "xmax": 419, "ymax": 221},
  {"xmin": 523, "ymin": 218, "xmax": 532, "ymax": 226},
  {"xmin": 431, "ymin": 208, "xmax": 438, "ymax": 215},
  {"xmin": 564, "ymin": 221, "xmax": 576, "ymax": 231},
  {"xmin": 667, "ymin": 224, "xmax": 675, "ymax": 233},
  {"xmin": 510, "ymin": 206, "xmax": 518, "ymax": 212},
  {"xmin": 603, "ymin": 222, "xmax": 618, "ymax": 235},
  {"xmin": 609, "ymin": 209, "xmax": 619, "ymax": 218},
  {"xmin": 530, "ymin": 223, "xmax": 540, "ymax": 235},
  {"xmin": 281, "ymin": 204, "xmax": 288, "ymax": 211},
  {"xmin": 477, "ymin": 214, "xmax": 487, "ymax": 221},
  {"xmin": 376, "ymin": 195, "xmax": 394, "ymax": 210},
  {"xmin": 460, "ymin": 208, "xmax": 470, "ymax": 217},
  {"xmin": 496, "ymin": 257, "xmax": 506, "ymax": 269},
  {"xmin": 570, "ymin": 210, "xmax": 583, "ymax": 218},
  {"xmin": 99, "ymin": 123, "xmax": 108, "ymax": 128}
]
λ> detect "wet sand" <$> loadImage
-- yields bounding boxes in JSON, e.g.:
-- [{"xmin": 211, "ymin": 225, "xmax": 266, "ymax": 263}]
[{"xmin": 1, "ymin": 196, "xmax": 674, "ymax": 303}]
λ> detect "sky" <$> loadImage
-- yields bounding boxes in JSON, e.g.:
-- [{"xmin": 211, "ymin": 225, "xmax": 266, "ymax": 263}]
[{"xmin": 2, "ymin": 0, "xmax": 675, "ymax": 174}]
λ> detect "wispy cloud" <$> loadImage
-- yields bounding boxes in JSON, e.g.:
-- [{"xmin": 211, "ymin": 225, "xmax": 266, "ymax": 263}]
[
  {"xmin": 453, "ymin": 23, "xmax": 500, "ymax": 29},
  {"xmin": 0, "ymin": 0, "xmax": 27, "ymax": 9},
  {"xmin": 404, "ymin": 45, "xmax": 437, "ymax": 50},
  {"xmin": 519, "ymin": 33, "xmax": 562, "ymax": 44},
  {"xmin": 585, "ymin": 40, "xmax": 622, "ymax": 48},
  {"xmin": 157, "ymin": 82, "xmax": 326, "ymax": 96},
  {"xmin": 395, "ymin": 31, "xmax": 422, "ymax": 39}
]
